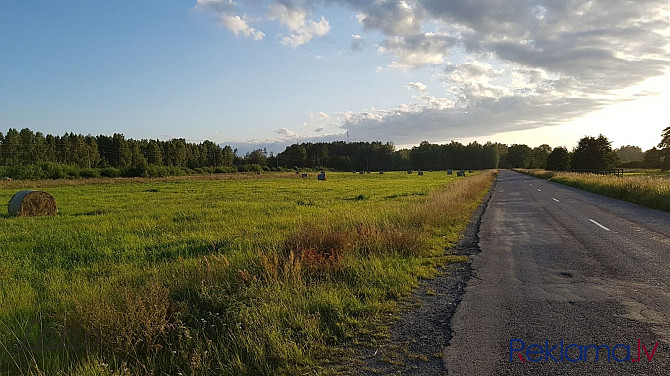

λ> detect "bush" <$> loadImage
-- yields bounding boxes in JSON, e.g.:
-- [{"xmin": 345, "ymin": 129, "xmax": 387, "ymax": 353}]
[
  {"xmin": 100, "ymin": 168, "xmax": 121, "ymax": 178},
  {"xmin": 238, "ymin": 164, "xmax": 263, "ymax": 173},
  {"xmin": 80, "ymin": 168, "xmax": 100, "ymax": 178}
]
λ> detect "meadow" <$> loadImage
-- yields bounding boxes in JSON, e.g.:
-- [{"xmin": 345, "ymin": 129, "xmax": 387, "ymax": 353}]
[
  {"xmin": 515, "ymin": 169, "xmax": 670, "ymax": 212},
  {"xmin": 0, "ymin": 171, "xmax": 495, "ymax": 375}
]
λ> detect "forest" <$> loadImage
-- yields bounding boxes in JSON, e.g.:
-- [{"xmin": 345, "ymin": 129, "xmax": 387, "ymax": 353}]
[{"xmin": 0, "ymin": 127, "xmax": 668, "ymax": 179}]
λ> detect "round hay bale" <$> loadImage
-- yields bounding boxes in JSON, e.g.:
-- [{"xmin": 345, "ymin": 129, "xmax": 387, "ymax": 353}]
[{"xmin": 8, "ymin": 190, "xmax": 57, "ymax": 217}]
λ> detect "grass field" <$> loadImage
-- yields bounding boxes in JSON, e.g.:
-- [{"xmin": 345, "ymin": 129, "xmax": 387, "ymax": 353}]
[
  {"xmin": 0, "ymin": 171, "xmax": 495, "ymax": 375},
  {"xmin": 515, "ymin": 169, "xmax": 670, "ymax": 212}
]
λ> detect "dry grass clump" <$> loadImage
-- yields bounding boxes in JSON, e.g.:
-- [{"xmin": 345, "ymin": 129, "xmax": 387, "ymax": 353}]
[
  {"xmin": 353, "ymin": 222, "xmax": 425, "ymax": 256},
  {"xmin": 73, "ymin": 281, "xmax": 177, "ymax": 357},
  {"xmin": 8, "ymin": 190, "xmax": 57, "ymax": 216},
  {"xmin": 282, "ymin": 225, "xmax": 352, "ymax": 273}
]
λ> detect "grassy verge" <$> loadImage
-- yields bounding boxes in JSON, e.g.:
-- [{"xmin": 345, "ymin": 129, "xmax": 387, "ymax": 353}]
[
  {"xmin": 0, "ymin": 171, "xmax": 496, "ymax": 375},
  {"xmin": 514, "ymin": 169, "xmax": 670, "ymax": 212}
]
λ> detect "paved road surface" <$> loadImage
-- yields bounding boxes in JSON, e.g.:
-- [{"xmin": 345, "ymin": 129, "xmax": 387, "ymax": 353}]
[{"xmin": 443, "ymin": 171, "xmax": 670, "ymax": 375}]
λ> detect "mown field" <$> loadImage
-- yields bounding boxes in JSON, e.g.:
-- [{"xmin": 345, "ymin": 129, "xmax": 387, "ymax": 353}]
[
  {"xmin": 515, "ymin": 169, "xmax": 670, "ymax": 212},
  {"xmin": 0, "ymin": 171, "xmax": 495, "ymax": 375}
]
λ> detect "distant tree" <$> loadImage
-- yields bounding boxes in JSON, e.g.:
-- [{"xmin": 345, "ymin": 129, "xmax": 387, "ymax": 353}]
[
  {"xmin": 145, "ymin": 140, "xmax": 163, "ymax": 165},
  {"xmin": 18, "ymin": 128, "xmax": 37, "ymax": 164},
  {"xmin": 246, "ymin": 149, "xmax": 268, "ymax": 167},
  {"xmin": 1, "ymin": 128, "xmax": 20, "ymax": 166},
  {"xmin": 280, "ymin": 144, "xmax": 307, "ymax": 168},
  {"xmin": 84, "ymin": 135, "xmax": 101, "ymax": 168},
  {"xmin": 506, "ymin": 144, "xmax": 532, "ymax": 168},
  {"xmin": 111, "ymin": 133, "xmax": 132, "ymax": 168},
  {"xmin": 571, "ymin": 135, "xmax": 619, "ymax": 170},
  {"xmin": 644, "ymin": 147, "xmax": 663, "ymax": 169},
  {"xmin": 615, "ymin": 145, "xmax": 644, "ymax": 164},
  {"xmin": 546, "ymin": 147, "xmax": 571, "ymax": 171},
  {"xmin": 528, "ymin": 144, "xmax": 552, "ymax": 169},
  {"xmin": 658, "ymin": 126, "xmax": 670, "ymax": 170},
  {"xmin": 130, "ymin": 142, "xmax": 147, "ymax": 169},
  {"xmin": 482, "ymin": 142, "xmax": 500, "ymax": 169},
  {"xmin": 221, "ymin": 145, "xmax": 235, "ymax": 167}
]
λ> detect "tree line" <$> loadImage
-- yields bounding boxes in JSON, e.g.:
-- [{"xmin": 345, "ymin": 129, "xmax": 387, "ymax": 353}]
[{"xmin": 1, "ymin": 127, "xmax": 668, "ymax": 179}]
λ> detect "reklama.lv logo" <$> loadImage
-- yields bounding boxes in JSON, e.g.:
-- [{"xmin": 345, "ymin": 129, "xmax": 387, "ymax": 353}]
[{"xmin": 510, "ymin": 339, "xmax": 659, "ymax": 363}]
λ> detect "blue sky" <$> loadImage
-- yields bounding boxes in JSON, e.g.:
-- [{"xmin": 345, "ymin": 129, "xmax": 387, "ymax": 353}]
[{"xmin": 1, "ymin": 1, "xmax": 669, "ymax": 153}]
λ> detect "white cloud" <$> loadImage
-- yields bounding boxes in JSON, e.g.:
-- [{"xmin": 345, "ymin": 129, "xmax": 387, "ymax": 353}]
[
  {"xmin": 377, "ymin": 32, "xmax": 455, "ymax": 70},
  {"xmin": 268, "ymin": 3, "xmax": 330, "ymax": 48},
  {"xmin": 221, "ymin": 14, "xmax": 265, "ymax": 40},
  {"xmin": 407, "ymin": 81, "xmax": 427, "ymax": 92},
  {"xmin": 275, "ymin": 127, "xmax": 299, "ymax": 139}
]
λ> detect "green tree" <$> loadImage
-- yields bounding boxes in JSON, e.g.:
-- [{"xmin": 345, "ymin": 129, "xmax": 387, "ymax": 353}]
[
  {"xmin": 571, "ymin": 135, "xmax": 619, "ymax": 170},
  {"xmin": 112, "ymin": 133, "xmax": 132, "ymax": 167},
  {"xmin": 18, "ymin": 128, "xmax": 37, "ymax": 164},
  {"xmin": 615, "ymin": 145, "xmax": 644, "ymax": 164},
  {"xmin": 246, "ymin": 149, "xmax": 268, "ymax": 167},
  {"xmin": 644, "ymin": 147, "xmax": 663, "ymax": 169},
  {"xmin": 1, "ymin": 128, "xmax": 20, "ymax": 166},
  {"xmin": 145, "ymin": 140, "xmax": 163, "ymax": 165},
  {"xmin": 506, "ymin": 144, "xmax": 532, "ymax": 168},
  {"xmin": 280, "ymin": 144, "xmax": 307, "ymax": 168},
  {"xmin": 130, "ymin": 141, "xmax": 148, "ymax": 169},
  {"xmin": 546, "ymin": 147, "xmax": 571, "ymax": 171},
  {"xmin": 658, "ymin": 126, "xmax": 670, "ymax": 170},
  {"xmin": 528, "ymin": 144, "xmax": 551, "ymax": 169},
  {"xmin": 221, "ymin": 145, "xmax": 235, "ymax": 167}
]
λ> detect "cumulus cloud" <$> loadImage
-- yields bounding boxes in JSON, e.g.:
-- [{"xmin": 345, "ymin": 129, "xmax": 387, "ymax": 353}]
[
  {"xmin": 221, "ymin": 14, "xmax": 265, "ymax": 40},
  {"xmin": 355, "ymin": 0, "xmax": 423, "ymax": 36},
  {"xmin": 268, "ymin": 2, "xmax": 330, "ymax": 48},
  {"xmin": 378, "ymin": 32, "xmax": 456, "ymax": 70},
  {"xmin": 406, "ymin": 81, "xmax": 427, "ymax": 92},
  {"xmin": 275, "ymin": 127, "xmax": 300, "ymax": 139},
  {"xmin": 195, "ymin": 0, "xmax": 265, "ymax": 40}
]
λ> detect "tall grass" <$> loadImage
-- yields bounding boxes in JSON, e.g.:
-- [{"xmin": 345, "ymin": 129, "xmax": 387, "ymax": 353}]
[
  {"xmin": 515, "ymin": 169, "xmax": 670, "ymax": 212},
  {"xmin": 0, "ymin": 171, "xmax": 495, "ymax": 375}
]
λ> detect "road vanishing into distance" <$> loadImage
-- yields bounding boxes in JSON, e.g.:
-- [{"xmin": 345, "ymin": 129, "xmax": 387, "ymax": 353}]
[{"xmin": 443, "ymin": 170, "xmax": 670, "ymax": 375}]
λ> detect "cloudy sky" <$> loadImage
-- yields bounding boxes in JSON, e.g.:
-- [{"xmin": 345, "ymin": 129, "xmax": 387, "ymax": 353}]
[{"xmin": 1, "ymin": 1, "xmax": 669, "ymax": 153}]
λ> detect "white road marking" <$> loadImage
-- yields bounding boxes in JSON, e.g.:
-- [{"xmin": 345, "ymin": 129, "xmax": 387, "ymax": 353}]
[
  {"xmin": 589, "ymin": 219, "xmax": 611, "ymax": 231},
  {"xmin": 552, "ymin": 198, "xmax": 560, "ymax": 202}
]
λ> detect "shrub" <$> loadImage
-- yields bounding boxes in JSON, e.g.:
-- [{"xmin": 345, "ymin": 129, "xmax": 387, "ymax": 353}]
[
  {"xmin": 100, "ymin": 168, "xmax": 121, "ymax": 178},
  {"xmin": 80, "ymin": 168, "xmax": 100, "ymax": 178}
]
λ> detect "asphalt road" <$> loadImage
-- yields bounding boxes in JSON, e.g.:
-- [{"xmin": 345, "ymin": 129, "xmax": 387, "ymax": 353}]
[{"xmin": 443, "ymin": 170, "xmax": 670, "ymax": 375}]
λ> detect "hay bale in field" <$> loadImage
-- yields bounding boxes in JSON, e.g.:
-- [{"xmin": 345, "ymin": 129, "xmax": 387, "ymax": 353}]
[{"xmin": 8, "ymin": 190, "xmax": 57, "ymax": 217}]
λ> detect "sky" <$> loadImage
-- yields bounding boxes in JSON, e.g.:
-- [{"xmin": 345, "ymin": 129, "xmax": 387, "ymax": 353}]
[{"xmin": 1, "ymin": 0, "xmax": 669, "ymax": 154}]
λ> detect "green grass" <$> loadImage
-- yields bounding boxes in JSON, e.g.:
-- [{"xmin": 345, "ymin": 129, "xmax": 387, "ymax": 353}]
[
  {"xmin": 0, "ymin": 171, "xmax": 495, "ymax": 375},
  {"xmin": 515, "ymin": 169, "xmax": 670, "ymax": 212}
]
